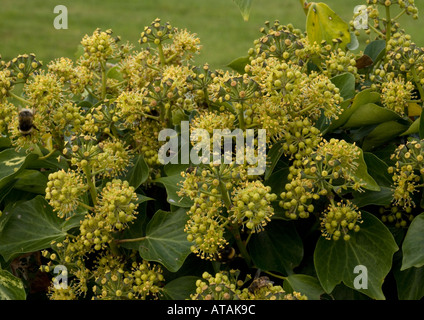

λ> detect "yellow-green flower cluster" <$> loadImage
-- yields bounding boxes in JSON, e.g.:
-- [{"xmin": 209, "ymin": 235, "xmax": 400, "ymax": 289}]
[
  {"xmin": 191, "ymin": 271, "xmax": 307, "ymax": 300},
  {"xmin": 80, "ymin": 28, "xmax": 120, "ymax": 67},
  {"xmin": 388, "ymin": 139, "xmax": 424, "ymax": 208},
  {"xmin": 0, "ymin": 69, "xmax": 14, "ymax": 100},
  {"xmin": 48, "ymin": 57, "xmax": 92, "ymax": 94},
  {"xmin": 96, "ymin": 138, "xmax": 132, "ymax": 177},
  {"xmin": 229, "ymin": 181, "xmax": 277, "ymax": 232},
  {"xmin": 45, "ymin": 169, "xmax": 87, "ymax": 219},
  {"xmin": 321, "ymin": 48, "xmax": 359, "ymax": 80},
  {"xmin": 23, "ymin": 71, "xmax": 63, "ymax": 111},
  {"xmin": 179, "ymin": 163, "xmax": 249, "ymax": 260},
  {"xmin": 320, "ymin": 200, "xmax": 362, "ymax": 241},
  {"xmin": 379, "ymin": 205, "xmax": 415, "ymax": 228},
  {"xmin": 6, "ymin": 53, "xmax": 42, "ymax": 80},
  {"xmin": 279, "ymin": 177, "xmax": 318, "ymax": 219},
  {"xmin": 92, "ymin": 255, "xmax": 164, "ymax": 300},
  {"xmin": 0, "ymin": 100, "xmax": 15, "ymax": 134},
  {"xmin": 366, "ymin": 0, "xmax": 418, "ymax": 20},
  {"xmin": 381, "ymin": 76, "xmax": 415, "ymax": 116},
  {"xmin": 95, "ymin": 179, "xmax": 139, "ymax": 231},
  {"xmin": 280, "ymin": 117, "xmax": 322, "ymax": 162}
]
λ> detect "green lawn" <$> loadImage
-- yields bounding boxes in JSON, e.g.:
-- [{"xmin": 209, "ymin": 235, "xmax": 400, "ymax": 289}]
[{"xmin": 1, "ymin": 0, "xmax": 424, "ymax": 69}]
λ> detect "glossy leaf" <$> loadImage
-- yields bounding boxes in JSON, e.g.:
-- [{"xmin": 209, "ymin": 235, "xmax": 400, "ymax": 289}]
[
  {"xmin": 352, "ymin": 187, "xmax": 393, "ymax": 208},
  {"xmin": 13, "ymin": 170, "xmax": 47, "ymax": 194},
  {"xmin": 314, "ymin": 211, "xmax": 398, "ymax": 300},
  {"xmin": 420, "ymin": 108, "xmax": 424, "ymax": 140},
  {"xmin": 0, "ymin": 196, "xmax": 80, "ymax": 261},
  {"xmin": 138, "ymin": 208, "xmax": 192, "ymax": 272},
  {"xmin": 227, "ymin": 56, "xmax": 250, "ymax": 74},
  {"xmin": 124, "ymin": 155, "xmax": 149, "ymax": 190},
  {"xmin": 325, "ymin": 89, "xmax": 380, "ymax": 133},
  {"xmin": 283, "ymin": 274, "xmax": 325, "ymax": 300},
  {"xmin": 306, "ymin": 2, "xmax": 351, "ymax": 50},
  {"xmin": 363, "ymin": 40, "xmax": 386, "ymax": 65},
  {"xmin": 0, "ymin": 269, "xmax": 26, "ymax": 300},
  {"xmin": 343, "ymin": 103, "xmax": 402, "ymax": 128},
  {"xmin": 264, "ymin": 141, "xmax": 285, "ymax": 181},
  {"xmin": 394, "ymin": 258, "xmax": 424, "ymax": 300},
  {"xmin": 248, "ymin": 220, "xmax": 303, "ymax": 276},
  {"xmin": 352, "ymin": 148, "xmax": 380, "ymax": 192},
  {"xmin": 153, "ymin": 175, "xmax": 194, "ymax": 208},
  {"xmin": 362, "ymin": 121, "xmax": 409, "ymax": 151},
  {"xmin": 162, "ymin": 276, "xmax": 199, "ymax": 300},
  {"xmin": 0, "ymin": 149, "xmax": 39, "ymax": 189},
  {"xmin": 401, "ymin": 213, "xmax": 424, "ymax": 270},
  {"xmin": 330, "ymin": 72, "xmax": 356, "ymax": 100}
]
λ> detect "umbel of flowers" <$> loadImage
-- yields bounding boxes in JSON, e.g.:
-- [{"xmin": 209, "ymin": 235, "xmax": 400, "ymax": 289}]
[{"xmin": 0, "ymin": 0, "xmax": 423, "ymax": 300}]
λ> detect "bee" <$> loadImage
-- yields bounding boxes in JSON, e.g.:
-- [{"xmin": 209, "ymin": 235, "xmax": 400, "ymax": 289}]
[
  {"xmin": 248, "ymin": 270, "xmax": 273, "ymax": 294},
  {"xmin": 215, "ymin": 246, "xmax": 236, "ymax": 263},
  {"xmin": 18, "ymin": 108, "xmax": 38, "ymax": 136}
]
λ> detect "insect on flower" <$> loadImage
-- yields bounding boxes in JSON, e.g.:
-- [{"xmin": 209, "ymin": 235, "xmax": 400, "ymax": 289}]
[{"xmin": 18, "ymin": 108, "xmax": 38, "ymax": 136}]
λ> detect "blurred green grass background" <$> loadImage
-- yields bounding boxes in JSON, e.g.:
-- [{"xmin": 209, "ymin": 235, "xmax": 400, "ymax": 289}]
[{"xmin": 1, "ymin": 0, "xmax": 424, "ymax": 69}]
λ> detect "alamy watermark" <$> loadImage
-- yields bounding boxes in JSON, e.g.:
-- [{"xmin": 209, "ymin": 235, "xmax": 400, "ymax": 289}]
[
  {"xmin": 158, "ymin": 121, "xmax": 267, "ymax": 176},
  {"xmin": 353, "ymin": 5, "xmax": 369, "ymax": 30},
  {"xmin": 53, "ymin": 5, "xmax": 68, "ymax": 30},
  {"xmin": 353, "ymin": 265, "xmax": 368, "ymax": 290},
  {"xmin": 53, "ymin": 265, "xmax": 68, "ymax": 289}
]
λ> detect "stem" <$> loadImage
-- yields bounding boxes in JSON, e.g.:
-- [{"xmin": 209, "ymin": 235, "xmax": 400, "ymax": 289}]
[
  {"xmin": 38, "ymin": 149, "xmax": 57, "ymax": 160},
  {"xmin": 219, "ymin": 181, "xmax": 232, "ymax": 209},
  {"xmin": 367, "ymin": 24, "xmax": 386, "ymax": 39},
  {"xmin": 85, "ymin": 87, "xmax": 101, "ymax": 101},
  {"xmin": 385, "ymin": 6, "xmax": 392, "ymax": 51},
  {"xmin": 77, "ymin": 201, "xmax": 94, "ymax": 212},
  {"xmin": 299, "ymin": 0, "xmax": 309, "ymax": 15},
  {"xmin": 392, "ymin": 9, "xmax": 406, "ymax": 21},
  {"xmin": 228, "ymin": 224, "xmax": 252, "ymax": 267},
  {"xmin": 263, "ymin": 270, "xmax": 288, "ymax": 281},
  {"xmin": 245, "ymin": 232, "xmax": 253, "ymax": 246},
  {"xmin": 157, "ymin": 42, "xmax": 167, "ymax": 66},
  {"xmin": 165, "ymin": 52, "xmax": 179, "ymax": 64},
  {"xmin": 237, "ymin": 106, "xmax": 246, "ymax": 130},
  {"xmin": 411, "ymin": 67, "xmax": 424, "ymax": 100},
  {"xmin": 165, "ymin": 105, "xmax": 173, "ymax": 128},
  {"xmin": 83, "ymin": 166, "xmax": 97, "ymax": 206},
  {"xmin": 115, "ymin": 236, "xmax": 146, "ymax": 244},
  {"xmin": 9, "ymin": 92, "xmax": 32, "ymax": 106},
  {"xmin": 100, "ymin": 61, "xmax": 107, "ymax": 100}
]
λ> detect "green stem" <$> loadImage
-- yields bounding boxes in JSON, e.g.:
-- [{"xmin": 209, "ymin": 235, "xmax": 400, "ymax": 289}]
[
  {"xmin": 115, "ymin": 236, "xmax": 146, "ymax": 244},
  {"xmin": 411, "ymin": 67, "xmax": 424, "ymax": 100},
  {"xmin": 367, "ymin": 24, "xmax": 385, "ymax": 39},
  {"xmin": 100, "ymin": 61, "xmax": 107, "ymax": 100},
  {"xmin": 77, "ymin": 201, "xmax": 94, "ymax": 212},
  {"xmin": 228, "ymin": 224, "xmax": 252, "ymax": 267},
  {"xmin": 299, "ymin": 0, "xmax": 309, "ymax": 15},
  {"xmin": 263, "ymin": 270, "xmax": 288, "ymax": 281},
  {"xmin": 9, "ymin": 92, "xmax": 32, "ymax": 106},
  {"xmin": 157, "ymin": 42, "xmax": 167, "ymax": 66},
  {"xmin": 392, "ymin": 9, "xmax": 406, "ymax": 21},
  {"xmin": 85, "ymin": 87, "xmax": 101, "ymax": 101},
  {"xmin": 385, "ymin": 6, "xmax": 392, "ymax": 51},
  {"xmin": 38, "ymin": 149, "xmax": 57, "ymax": 160},
  {"xmin": 219, "ymin": 181, "xmax": 232, "ymax": 209},
  {"xmin": 165, "ymin": 105, "xmax": 173, "ymax": 128},
  {"xmin": 83, "ymin": 166, "xmax": 97, "ymax": 206},
  {"xmin": 237, "ymin": 106, "xmax": 246, "ymax": 130},
  {"xmin": 165, "ymin": 52, "xmax": 179, "ymax": 64}
]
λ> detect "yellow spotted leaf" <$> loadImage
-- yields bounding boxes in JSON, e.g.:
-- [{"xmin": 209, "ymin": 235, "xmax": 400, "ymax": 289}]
[{"xmin": 306, "ymin": 2, "xmax": 351, "ymax": 49}]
